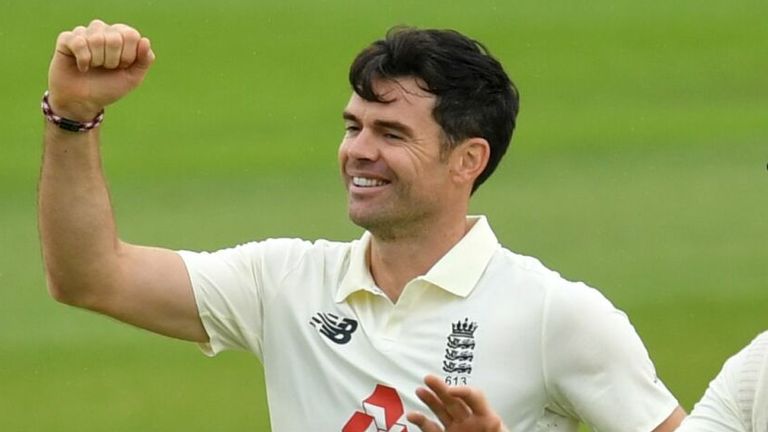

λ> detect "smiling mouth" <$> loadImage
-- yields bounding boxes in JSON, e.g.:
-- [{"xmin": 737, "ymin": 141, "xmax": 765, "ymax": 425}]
[{"xmin": 352, "ymin": 176, "xmax": 389, "ymax": 188}]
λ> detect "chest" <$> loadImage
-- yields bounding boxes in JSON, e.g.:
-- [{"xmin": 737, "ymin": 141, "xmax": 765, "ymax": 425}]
[{"xmin": 259, "ymin": 275, "xmax": 558, "ymax": 431}]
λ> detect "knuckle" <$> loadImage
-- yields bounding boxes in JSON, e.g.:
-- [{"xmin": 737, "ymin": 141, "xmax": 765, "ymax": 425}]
[
  {"xmin": 68, "ymin": 26, "xmax": 87, "ymax": 40},
  {"xmin": 124, "ymin": 29, "xmax": 141, "ymax": 44},
  {"xmin": 86, "ymin": 20, "xmax": 107, "ymax": 36},
  {"xmin": 113, "ymin": 23, "xmax": 139, "ymax": 34},
  {"xmin": 70, "ymin": 36, "xmax": 88, "ymax": 50},
  {"xmin": 112, "ymin": 26, "xmax": 140, "ymax": 45},
  {"xmin": 57, "ymin": 31, "xmax": 72, "ymax": 44},
  {"xmin": 104, "ymin": 32, "xmax": 122, "ymax": 48},
  {"xmin": 88, "ymin": 33, "xmax": 105, "ymax": 47}
]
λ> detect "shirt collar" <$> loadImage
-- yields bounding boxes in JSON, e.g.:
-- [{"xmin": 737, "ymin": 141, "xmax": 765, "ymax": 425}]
[{"xmin": 335, "ymin": 215, "xmax": 499, "ymax": 302}]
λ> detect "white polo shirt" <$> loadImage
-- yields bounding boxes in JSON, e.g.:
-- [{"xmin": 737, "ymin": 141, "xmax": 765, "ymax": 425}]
[
  {"xmin": 179, "ymin": 216, "xmax": 677, "ymax": 431},
  {"xmin": 677, "ymin": 331, "xmax": 768, "ymax": 432}
]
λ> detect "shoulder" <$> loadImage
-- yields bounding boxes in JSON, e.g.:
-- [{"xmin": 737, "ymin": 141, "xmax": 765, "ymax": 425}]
[
  {"xmin": 717, "ymin": 331, "xmax": 768, "ymax": 381},
  {"xmin": 509, "ymin": 248, "xmax": 677, "ymax": 429},
  {"xmin": 487, "ymin": 247, "xmax": 628, "ymax": 350},
  {"xmin": 490, "ymin": 247, "xmax": 569, "ymax": 286},
  {"xmin": 182, "ymin": 237, "xmax": 354, "ymax": 262},
  {"xmin": 253, "ymin": 237, "xmax": 353, "ymax": 263},
  {"xmin": 179, "ymin": 237, "xmax": 357, "ymax": 281},
  {"xmin": 747, "ymin": 330, "xmax": 768, "ymax": 356},
  {"xmin": 493, "ymin": 248, "xmax": 648, "ymax": 367},
  {"xmin": 491, "ymin": 247, "xmax": 615, "ymax": 312},
  {"xmin": 679, "ymin": 331, "xmax": 768, "ymax": 432},
  {"xmin": 723, "ymin": 331, "xmax": 768, "ymax": 427}
]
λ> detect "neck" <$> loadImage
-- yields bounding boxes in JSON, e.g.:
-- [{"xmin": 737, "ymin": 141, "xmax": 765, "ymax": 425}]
[{"xmin": 368, "ymin": 212, "xmax": 471, "ymax": 303}]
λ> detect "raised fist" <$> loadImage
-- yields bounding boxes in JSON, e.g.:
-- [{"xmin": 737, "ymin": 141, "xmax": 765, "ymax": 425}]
[{"xmin": 47, "ymin": 19, "xmax": 155, "ymax": 121}]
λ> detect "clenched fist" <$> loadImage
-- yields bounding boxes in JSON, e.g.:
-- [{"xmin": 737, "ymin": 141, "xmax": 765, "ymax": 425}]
[{"xmin": 47, "ymin": 19, "xmax": 155, "ymax": 121}]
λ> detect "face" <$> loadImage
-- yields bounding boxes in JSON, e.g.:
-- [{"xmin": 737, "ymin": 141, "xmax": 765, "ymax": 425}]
[{"xmin": 339, "ymin": 77, "xmax": 465, "ymax": 239}]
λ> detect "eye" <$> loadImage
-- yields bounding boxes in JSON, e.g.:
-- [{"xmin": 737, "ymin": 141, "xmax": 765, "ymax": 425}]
[
  {"xmin": 384, "ymin": 132, "xmax": 403, "ymax": 141},
  {"xmin": 344, "ymin": 124, "xmax": 360, "ymax": 135}
]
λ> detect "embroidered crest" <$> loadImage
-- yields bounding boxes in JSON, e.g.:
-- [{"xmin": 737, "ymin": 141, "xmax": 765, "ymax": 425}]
[{"xmin": 442, "ymin": 318, "xmax": 478, "ymax": 385}]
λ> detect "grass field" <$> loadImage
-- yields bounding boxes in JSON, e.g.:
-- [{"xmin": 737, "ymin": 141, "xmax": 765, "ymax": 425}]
[{"xmin": 1, "ymin": 1, "xmax": 766, "ymax": 430}]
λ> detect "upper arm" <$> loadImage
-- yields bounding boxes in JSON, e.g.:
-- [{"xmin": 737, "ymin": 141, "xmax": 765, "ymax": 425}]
[
  {"xmin": 85, "ymin": 242, "xmax": 208, "ymax": 343},
  {"xmin": 175, "ymin": 238, "xmax": 315, "ymax": 357},
  {"xmin": 543, "ymin": 282, "xmax": 680, "ymax": 431}
]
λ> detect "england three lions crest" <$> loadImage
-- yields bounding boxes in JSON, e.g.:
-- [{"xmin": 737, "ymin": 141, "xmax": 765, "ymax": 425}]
[{"xmin": 442, "ymin": 318, "xmax": 478, "ymax": 385}]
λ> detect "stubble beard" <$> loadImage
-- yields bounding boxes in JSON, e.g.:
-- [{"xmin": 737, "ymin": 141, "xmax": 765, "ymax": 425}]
[{"xmin": 347, "ymin": 186, "xmax": 435, "ymax": 242}]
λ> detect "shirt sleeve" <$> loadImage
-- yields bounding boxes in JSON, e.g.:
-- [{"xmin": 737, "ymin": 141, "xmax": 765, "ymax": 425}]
[
  {"xmin": 178, "ymin": 238, "xmax": 312, "ymax": 359},
  {"xmin": 677, "ymin": 331, "xmax": 768, "ymax": 432},
  {"xmin": 542, "ymin": 281, "xmax": 679, "ymax": 432},
  {"xmin": 675, "ymin": 355, "xmax": 745, "ymax": 432}
]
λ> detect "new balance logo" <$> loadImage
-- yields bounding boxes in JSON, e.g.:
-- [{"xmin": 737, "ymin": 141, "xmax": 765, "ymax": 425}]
[{"xmin": 310, "ymin": 312, "xmax": 358, "ymax": 345}]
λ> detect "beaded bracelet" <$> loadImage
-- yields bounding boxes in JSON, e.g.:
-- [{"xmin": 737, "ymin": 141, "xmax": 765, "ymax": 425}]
[{"xmin": 41, "ymin": 91, "xmax": 104, "ymax": 132}]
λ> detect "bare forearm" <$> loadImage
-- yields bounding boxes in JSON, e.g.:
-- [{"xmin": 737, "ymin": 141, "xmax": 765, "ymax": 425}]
[
  {"xmin": 38, "ymin": 124, "xmax": 121, "ymax": 306},
  {"xmin": 36, "ymin": 20, "xmax": 206, "ymax": 342}
]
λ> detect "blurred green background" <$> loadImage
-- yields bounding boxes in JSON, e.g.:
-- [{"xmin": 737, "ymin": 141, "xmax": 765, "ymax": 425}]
[{"xmin": 1, "ymin": 0, "xmax": 766, "ymax": 430}]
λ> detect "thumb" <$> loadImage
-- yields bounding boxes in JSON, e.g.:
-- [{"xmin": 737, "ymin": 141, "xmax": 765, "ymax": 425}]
[{"xmin": 134, "ymin": 37, "xmax": 156, "ymax": 70}]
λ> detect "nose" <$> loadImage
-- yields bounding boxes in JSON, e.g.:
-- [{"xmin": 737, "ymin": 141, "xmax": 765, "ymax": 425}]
[{"xmin": 341, "ymin": 128, "xmax": 380, "ymax": 162}]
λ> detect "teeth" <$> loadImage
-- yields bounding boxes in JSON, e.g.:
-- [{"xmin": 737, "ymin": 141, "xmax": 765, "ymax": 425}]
[{"xmin": 352, "ymin": 177, "xmax": 387, "ymax": 187}]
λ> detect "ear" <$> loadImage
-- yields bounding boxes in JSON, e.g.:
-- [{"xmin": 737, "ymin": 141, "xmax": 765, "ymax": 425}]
[{"xmin": 449, "ymin": 138, "xmax": 490, "ymax": 188}]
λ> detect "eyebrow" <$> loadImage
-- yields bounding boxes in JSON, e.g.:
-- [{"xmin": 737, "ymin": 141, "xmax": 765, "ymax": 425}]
[{"xmin": 342, "ymin": 111, "xmax": 416, "ymax": 139}]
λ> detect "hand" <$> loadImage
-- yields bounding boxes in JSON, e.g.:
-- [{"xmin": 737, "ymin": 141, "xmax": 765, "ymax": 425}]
[
  {"xmin": 407, "ymin": 375, "xmax": 508, "ymax": 432},
  {"xmin": 47, "ymin": 19, "xmax": 155, "ymax": 120}
]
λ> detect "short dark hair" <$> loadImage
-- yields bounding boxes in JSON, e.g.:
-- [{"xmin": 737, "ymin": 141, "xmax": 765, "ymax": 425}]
[{"xmin": 349, "ymin": 27, "xmax": 520, "ymax": 192}]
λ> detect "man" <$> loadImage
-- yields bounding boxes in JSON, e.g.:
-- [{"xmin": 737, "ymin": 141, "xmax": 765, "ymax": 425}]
[
  {"xmin": 39, "ymin": 20, "xmax": 685, "ymax": 431},
  {"xmin": 676, "ymin": 331, "xmax": 768, "ymax": 432}
]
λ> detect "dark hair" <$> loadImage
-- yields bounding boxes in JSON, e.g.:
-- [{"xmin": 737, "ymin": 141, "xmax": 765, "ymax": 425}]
[{"xmin": 349, "ymin": 27, "xmax": 519, "ymax": 192}]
